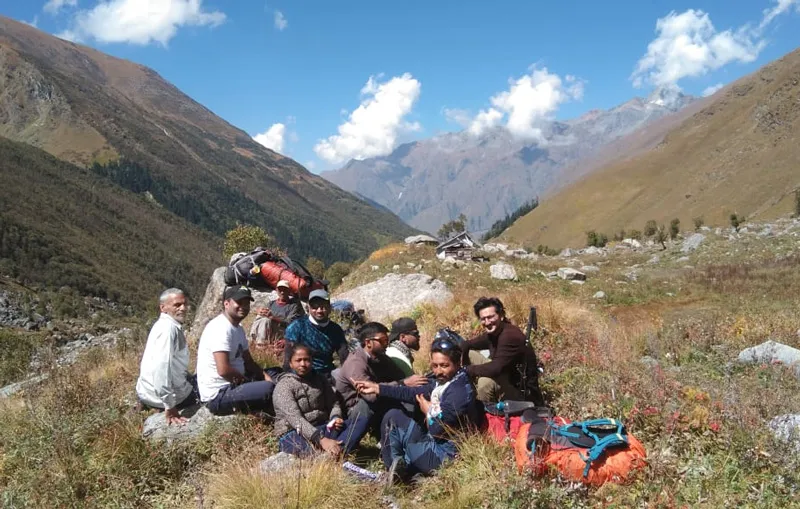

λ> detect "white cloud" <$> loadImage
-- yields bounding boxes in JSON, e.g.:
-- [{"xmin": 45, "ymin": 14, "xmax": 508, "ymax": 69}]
[
  {"xmin": 44, "ymin": 0, "xmax": 77, "ymax": 15},
  {"xmin": 274, "ymin": 10, "xmax": 287, "ymax": 31},
  {"xmin": 253, "ymin": 123, "xmax": 286, "ymax": 153},
  {"xmin": 631, "ymin": 10, "xmax": 763, "ymax": 89},
  {"xmin": 314, "ymin": 73, "xmax": 421, "ymax": 164},
  {"xmin": 442, "ymin": 107, "xmax": 471, "ymax": 127},
  {"xmin": 761, "ymin": 0, "xmax": 800, "ymax": 29},
  {"xmin": 468, "ymin": 67, "xmax": 584, "ymax": 140},
  {"xmin": 633, "ymin": 3, "xmax": 800, "ymax": 89},
  {"xmin": 23, "ymin": 16, "xmax": 39, "ymax": 28},
  {"xmin": 62, "ymin": 0, "xmax": 225, "ymax": 46},
  {"xmin": 702, "ymin": 83, "xmax": 724, "ymax": 96}
]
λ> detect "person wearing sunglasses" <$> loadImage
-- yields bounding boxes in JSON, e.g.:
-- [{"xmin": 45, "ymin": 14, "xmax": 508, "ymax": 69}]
[
  {"xmin": 353, "ymin": 337, "xmax": 485, "ymax": 484},
  {"xmin": 384, "ymin": 317, "xmax": 422, "ymax": 378},
  {"xmin": 461, "ymin": 296, "xmax": 544, "ymax": 405},
  {"xmin": 334, "ymin": 322, "xmax": 428, "ymax": 439}
]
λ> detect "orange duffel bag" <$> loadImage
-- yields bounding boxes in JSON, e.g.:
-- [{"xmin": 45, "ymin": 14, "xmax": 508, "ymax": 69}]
[{"xmin": 514, "ymin": 415, "xmax": 647, "ymax": 487}]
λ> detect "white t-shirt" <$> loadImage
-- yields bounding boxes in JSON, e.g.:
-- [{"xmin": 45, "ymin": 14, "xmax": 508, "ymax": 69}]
[{"xmin": 197, "ymin": 314, "xmax": 249, "ymax": 402}]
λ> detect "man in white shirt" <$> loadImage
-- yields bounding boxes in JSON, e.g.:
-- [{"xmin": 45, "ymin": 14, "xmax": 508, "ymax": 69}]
[
  {"xmin": 197, "ymin": 285, "xmax": 277, "ymax": 415},
  {"xmin": 136, "ymin": 288, "xmax": 197, "ymax": 425}
]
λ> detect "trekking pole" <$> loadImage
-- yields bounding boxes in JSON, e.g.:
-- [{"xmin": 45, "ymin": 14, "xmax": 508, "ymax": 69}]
[{"xmin": 522, "ymin": 307, "xmax": 537, "ymax": 401}]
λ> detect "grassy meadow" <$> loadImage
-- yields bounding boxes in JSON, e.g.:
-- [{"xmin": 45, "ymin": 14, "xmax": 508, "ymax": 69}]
[{"xmin": 2, "ymin": 224, "xmax": 800, "ymax": 507}]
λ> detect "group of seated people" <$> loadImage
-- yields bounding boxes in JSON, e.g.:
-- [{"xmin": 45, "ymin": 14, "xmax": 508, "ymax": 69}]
[{"xmin": 136, "ymin": 283, "xmax": 543, "ymax": 483}]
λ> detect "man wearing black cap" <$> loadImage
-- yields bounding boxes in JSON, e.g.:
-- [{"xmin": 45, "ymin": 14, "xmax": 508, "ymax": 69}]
[
  {"xmin": 385, "ymin": 317, "xmax": 422, "ymax": 378},
  {"xmin": 197, "ymin": 285, "xmax": 276, "ymax": 415}
]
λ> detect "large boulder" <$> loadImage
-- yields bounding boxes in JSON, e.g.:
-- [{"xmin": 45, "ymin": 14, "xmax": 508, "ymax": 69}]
[
  {"xmin": 142, "ymin": 404, "xmax": 236, "ymax": 443},
  {"xmin": 187, "ymin": 267, "xmax": 276, "ymax": 343},
  {"xmin": 404, "ymin": 234, "xmax": 439, "ymax": 245},
  {"xmin": 737, "ymin": 340, "xmax": 800, "ymax": 376},
  {"xmin": 335, "ymin": 273, "xmax": 452, "ymax": 322},
  {"xmin": 490, "ymin": 262, "xmax": 518, "ymax": 280},
  {"xmin": 557, "ymin": 267, "xmax": 586, "ymax": 281},
  {"xmin": 681, "ymin": 233, "xmax": 705, "ymax": 253}
]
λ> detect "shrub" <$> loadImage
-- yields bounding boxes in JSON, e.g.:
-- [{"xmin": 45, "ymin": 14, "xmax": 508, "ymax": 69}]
[
  {"xmin": 629, "ymin": 229, "xmax": 642, "ymax": 241},
  {"xmin": 325, "ymin": 261, "xmax": 353, "ymax": 288},
  {"xmin": 795, "ymin": 189, "xmax": 800, "ymax": 217},
  {"xmin": 669, "ymin": 218, "xmax": 680, "ymax": 240},
  {"xmin": 730, "ymin": 213, "xmax": 743, "ymax": 232},
  {"xmin": 693, "ymin": 217, "xmax": 705, "ymax": 230},
  {"xmin": 304, "ymin": 257, "xmax": 326, "ymax": 280},
  {"xmin": 586, "ymin": 230, "xmax": 608, "ymax": 248},
  {"xmin": 222, "ymin": 224, "xmax": 282, "ymax": 262},
  {"xmin": 644, "ymin": 220, "xmax": 658, "ymax": 237}
]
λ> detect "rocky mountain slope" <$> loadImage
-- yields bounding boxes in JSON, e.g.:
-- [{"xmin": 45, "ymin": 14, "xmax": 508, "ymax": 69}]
[
  {"xmin": 501, "ymin": 47, "xmax": 800, "ymax": 249},
  {"xmin": 0, "ymin": 16, "xmax": 417, "ymax": 267},
  {"xmin": 322, "ymin": 87, "xmax": 696, "ymax": 234}
]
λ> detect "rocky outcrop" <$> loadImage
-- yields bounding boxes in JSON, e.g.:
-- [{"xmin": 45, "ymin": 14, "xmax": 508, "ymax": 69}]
[
  {"xmin": 737, "ymin": 340, "xmax": 800, "ymax": 376},
  {"xmin": 681, "ymin": 233, "xmax": 705, "ymax": 253},
  {"xmin": 142, "ymin": 404, "xmax": 236, "ymax": 443},
  {"xmin": 404, "ymin": 234, "xmax": 439, "ymax": 245},
  {"xmin": 557, "ymin": 268, "xmax": 586, "ymax": 281},
  {"xmin": 335, "ymin": 273, "xmax": 452, "ymax": 322}
]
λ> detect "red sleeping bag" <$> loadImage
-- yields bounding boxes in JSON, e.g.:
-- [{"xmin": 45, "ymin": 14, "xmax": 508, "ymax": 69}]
[{"xmin": 260, "ymin": 262, "xmax": 325, "ymax": 300}]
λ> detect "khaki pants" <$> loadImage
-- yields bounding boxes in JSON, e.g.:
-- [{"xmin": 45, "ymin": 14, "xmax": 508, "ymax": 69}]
[{"xmin": 468, "ymin": 350, "xmax": 523, "ymax": 403}]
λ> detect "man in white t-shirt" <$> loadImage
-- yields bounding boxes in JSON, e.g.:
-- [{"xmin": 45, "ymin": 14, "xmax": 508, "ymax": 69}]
[
  {"xmin": 197, "ymin": 285, "xmax": 277, "ymax": 415},
  {"xmin": 136, "ymin": 288, "xmax": 198, "ymax": 424}
]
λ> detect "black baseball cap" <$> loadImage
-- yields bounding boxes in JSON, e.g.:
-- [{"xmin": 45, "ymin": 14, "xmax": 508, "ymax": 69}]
[
  {"xmin": 223, "ymin": 285, "xmax": 254, "ymax": 302},
  {"xmin": 389, "ymin": 317, "xmax": 418, "ymax": 342}
]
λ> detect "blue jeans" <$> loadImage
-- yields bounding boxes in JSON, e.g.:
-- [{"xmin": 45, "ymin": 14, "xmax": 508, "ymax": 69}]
[
  {"xmin": 207, "ymin": 379, "xmax": 275, "ymax": 416},
  {"xmin": 279, "ymin": 414, "xmax": 370, "ymax": 457},
  {"xmin": 380, "ymin": 409, "xmax": 457, "ymax": 475}
]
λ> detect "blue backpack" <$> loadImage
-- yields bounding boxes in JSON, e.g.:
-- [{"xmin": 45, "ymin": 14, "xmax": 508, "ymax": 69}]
[{"xmin": 527, "ymin": 416, "xmax": 629, "ymax": 478}]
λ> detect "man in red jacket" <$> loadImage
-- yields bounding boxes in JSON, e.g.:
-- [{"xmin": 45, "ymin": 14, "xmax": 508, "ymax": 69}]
[{"xmin": 461, "ymin": 296, "xmax": 543, "ymax": 405}]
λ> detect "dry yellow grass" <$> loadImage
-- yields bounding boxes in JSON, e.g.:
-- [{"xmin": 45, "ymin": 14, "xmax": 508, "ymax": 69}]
[{"xmin": 367, "ymin": 243, "xmax": 408, "ymax": 261}]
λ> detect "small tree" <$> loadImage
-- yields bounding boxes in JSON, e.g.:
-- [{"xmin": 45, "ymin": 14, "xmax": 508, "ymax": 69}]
[
  {"xmin": 437, "ymin": 213, "xmax": 468, "ymax": 240},
  {"xmin": 586, "ymin": 230, "xmax": 608, "ymax": 248},
  {"xmin": 222, "ymin": 224, "xmax": 281, "ymax": 262},
  {"xmin": 654, "ymin": 224, "xmax": 668, "ymax": 250},
  {"xmin": 325, "ymin": 261, "xmax": 353, "ymax": 288},
  {"xmin": 629, "ymin": 229, "xmax": 642, "ymax": 241},
  {"xmin": 644, "ymin": 220, "xmax": 658, "ymax": 238},
  {"xmin": 730, "ymin": 213, "xmax": 743, "ymax": 232},
  {"xmin": 305, "ymin": 257, "xmax": 326, "ymax": 280},
  {"xmin": 693, "ymin": 217, "xmax": 704, "ymax": 231},
  {"xmin": 669, "ymin": 218, "xmax": 680, "ymax": 240}
]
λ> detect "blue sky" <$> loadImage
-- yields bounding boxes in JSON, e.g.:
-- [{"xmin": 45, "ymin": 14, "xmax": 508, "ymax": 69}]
[{"xmin": 4, "ymin": 1, "xmax": 800, "ymax": 172}]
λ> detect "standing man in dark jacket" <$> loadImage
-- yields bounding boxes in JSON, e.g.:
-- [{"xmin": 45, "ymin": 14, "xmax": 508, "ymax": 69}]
[{"xmin": 461, "ymin": 296, "xmax": 544, "ymax": 405}]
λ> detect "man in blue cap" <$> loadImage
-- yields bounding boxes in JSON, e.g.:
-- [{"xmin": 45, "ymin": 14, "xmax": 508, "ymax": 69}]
[{"xmin": 284, "ymin": 289, "xmax": 349, "ymax": 380}]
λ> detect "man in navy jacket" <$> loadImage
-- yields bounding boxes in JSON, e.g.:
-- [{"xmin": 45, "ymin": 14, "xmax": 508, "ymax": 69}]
[{"xmin": 353, "ymin": 336, "xmax": 485, "ymax": 482}]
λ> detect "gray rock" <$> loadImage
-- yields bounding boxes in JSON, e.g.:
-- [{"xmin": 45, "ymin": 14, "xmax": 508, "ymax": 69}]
[
  {"xmin": 580, "ymin": 265, "xmax": 600, "ymax": 273},
  {"xmin": 0, "ymin": 374, "xmax": 50, "ymax": 399},
  {"xmin": 392, "ymin": 265, "xmax": 400, "ymax": 271},
  {"xmin": 371, "ymin": 265, "xmax": 379, "ymax": 271},
  {"xmin": 335, "ymin": 273, "xmax": 453, "ymax": 322},
  {"xmin": 490, "ymin": 262, "xmax": 518, "ymax": 281},
  {"xmin": 142, "ymin": 405, "xmax": 236, "ymax": 443},
  {"xmin": 699, "ymin": 226, "xmax": 712, "ymax": 232},
  {"xmin": 570, "ymin": 280, "xmax": 585, "ymax": 285},
  {"xmin": 557, "ymin": 267, "xmax": 586, "ymax": 281},
  {"xmin": 714, "ymin": 228, "xmax": 722, "ymax": 235},
  {"xmin": 505, "ymin": 249, "xmax": 529, "ymax": 258},
  {"xmin": 768, "ymin": 414, "xmax": 800, "ymax": 452},
  {"xmin": 257, "ymin": 451, "xmax": 324, "ymax": 474},
  {"xmin": 57, "ymin": 328, "xmax": 133, "ymax": 367},
  {"xmin": 406, "ymin": 262, "xmax": 416, "ymax": 268},
  {"xmin": 582, "ymin": 246, "xmax": 606, "ymax": 256},
  {"xmin": 559, "ymin": 248, "xmax": 575, "ymax": 258},
  {"xmin": 482, "ymin": 243, "xmax": 507, "ymax": 254},
  {"xmin": 640, "ymin": 356, "xmax": 659, "ymax": 368},
  {"xmin": 404, "ymin": 234, "xmax": 439, "ymax": 245},
  {"xmin": 676, "ymin": 256, "xmax": 690, "ymax": 263},
  {"xmin": 681, "ymin": 233, "xmax": 705, "ymax": 253},
  {"xmin": 647, "ymin": 255, "xmax": 661, "ymax": 264},
  {"xmin": 593, "ymin": 291, "xmax": 606, "ymax": 299},
  {"xmin": 546, "ymin": 271, "xmax": 559, "ymax": 279},
  {"xmin": 187, "ymin": 267, "xmax": 226, "ymax": 344},
  {"xmin": 737, "ymin": 340, "xmax": 800, "ymax": 375},
  {"xmin": 621, "ymin": 238, "xmax": 642, "ymax": 249}
]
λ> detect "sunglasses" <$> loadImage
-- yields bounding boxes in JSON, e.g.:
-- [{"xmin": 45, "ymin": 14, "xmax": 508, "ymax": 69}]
[{"xmin": 431, "ymin": 338, "xmax": 459, "ymax": 352}]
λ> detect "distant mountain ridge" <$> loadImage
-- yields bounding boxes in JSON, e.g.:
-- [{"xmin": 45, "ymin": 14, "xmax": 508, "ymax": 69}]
[
  {"xmin": 0, "ymin": 15, "xmax": 417, "ymax": 271},
  {"xmin": 500, "ymin": 47, "xmax": 800, "ymax": 249},
  {"xmin": 322, "ymin": 87, "xmax": 696, "ymax": 234}
]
